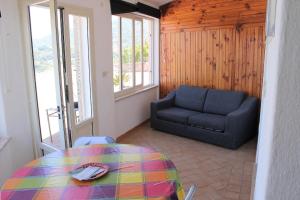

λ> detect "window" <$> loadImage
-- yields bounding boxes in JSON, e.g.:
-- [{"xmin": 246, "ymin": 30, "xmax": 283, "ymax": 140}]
[
  {"xmin": 68, "ymin": 14, "xmax": 93, "ymax": 124},
  {"xmin": 112, "ymin": 14, "xmax": 154, "ymax": 96}
]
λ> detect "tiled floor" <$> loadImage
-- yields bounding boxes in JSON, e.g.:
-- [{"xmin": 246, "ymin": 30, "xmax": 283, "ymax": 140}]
[
  {"xmin": 118, "ymin": 122, "xmax": 257, "ymax": 200},
  {"xmin": 43, "ymin": 132, "xmax": 64, "ymax": 150}
]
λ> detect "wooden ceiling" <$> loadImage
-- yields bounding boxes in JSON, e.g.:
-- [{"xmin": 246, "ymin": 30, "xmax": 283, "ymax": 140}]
[{"xmin": 161, "ymin": 0, "xmax": 267, "ymax": 32}]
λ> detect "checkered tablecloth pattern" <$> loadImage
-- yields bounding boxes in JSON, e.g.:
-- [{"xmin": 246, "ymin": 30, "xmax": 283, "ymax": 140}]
[{"xmin": 1, "ymin": 144, "xmax": 184, "ymax": 200}]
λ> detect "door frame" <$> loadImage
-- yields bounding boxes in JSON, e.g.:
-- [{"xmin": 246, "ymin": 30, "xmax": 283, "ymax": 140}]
[{"xmin": 19, "ymin": 0, "xmax": 97, "ymax": 157}]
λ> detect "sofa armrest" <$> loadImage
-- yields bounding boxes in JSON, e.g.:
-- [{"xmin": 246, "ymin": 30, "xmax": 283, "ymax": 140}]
[
  {"xmin": 151, "ymin": 91, "xmax": 175, "ymax": 111},
  {"xmin": 151, "ymin": 91, "xmax": 176, "ymax": 118},
  {"xmin": 225, "ymin": 97, "xmax": 259, "ymax": 148}
]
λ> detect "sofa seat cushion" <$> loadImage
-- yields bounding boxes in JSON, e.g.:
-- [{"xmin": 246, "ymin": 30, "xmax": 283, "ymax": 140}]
[
  {"xmin": 188, "ymin": 113, "xmax": 226, "ymax": 132},
  {"xmin": 175, "ymin": 85, "xmax": 208, "ymax": 112},
  {"xmin": 157, "ymin": 107, "xmax": 199, "ymax": 124},
  {"xmin": 204, "ymin": 89, "xmax": 246, "ymax": 115}
]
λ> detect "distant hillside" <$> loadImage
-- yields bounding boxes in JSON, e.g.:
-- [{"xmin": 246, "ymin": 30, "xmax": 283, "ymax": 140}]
[{"xmin": 32, "ymin": 35, "xmax": 54, "ymax": 72}]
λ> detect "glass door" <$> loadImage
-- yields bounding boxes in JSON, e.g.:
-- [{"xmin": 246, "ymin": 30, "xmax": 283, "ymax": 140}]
[
  {"xmin": 23, "ymin": 1, "xmax": 96, "ymax": 152},
  {"xmin": 27, "ymin": 0, "xmax": 67, "ymax": 153},
  {"xmin": 63, "ymin": 7, "xmax": 95, "ymax": 145}
]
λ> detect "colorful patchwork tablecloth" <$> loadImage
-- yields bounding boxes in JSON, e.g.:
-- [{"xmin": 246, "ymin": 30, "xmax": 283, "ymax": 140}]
[{"xmin": 1, "ymin": 144, "xmax": 184, "ymax": 200}]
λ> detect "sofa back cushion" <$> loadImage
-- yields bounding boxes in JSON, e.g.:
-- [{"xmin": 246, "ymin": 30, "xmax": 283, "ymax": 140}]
[
  {"xmin": 203, "ymin": 89, "xmax": 246, "ymax": 115},
  {"xmin": 175, "ymin": 86, "xmax": 208, "ymax": 112}
]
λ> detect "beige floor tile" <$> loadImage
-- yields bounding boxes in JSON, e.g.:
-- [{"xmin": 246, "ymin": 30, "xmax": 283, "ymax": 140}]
[{"xmin": 118, "ymin": 122, "xmax": 257, "ymax": 200}]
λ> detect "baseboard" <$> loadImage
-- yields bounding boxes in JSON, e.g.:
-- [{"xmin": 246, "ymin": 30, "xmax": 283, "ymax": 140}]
[{"xmin": 116, "ymin": 119, "xmax": 150, "ymax": 142}]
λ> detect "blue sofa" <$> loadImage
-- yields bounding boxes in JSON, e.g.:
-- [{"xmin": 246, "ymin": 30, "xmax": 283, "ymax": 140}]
[{"xmin": 151, "ymin": 86, "xmax": 259, "ymax": 149}]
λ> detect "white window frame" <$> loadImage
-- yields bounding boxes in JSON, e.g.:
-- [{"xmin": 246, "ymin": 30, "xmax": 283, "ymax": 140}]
[{"xmin": 112, "ymin": 13, "xmax": 155, "ymax": 99}]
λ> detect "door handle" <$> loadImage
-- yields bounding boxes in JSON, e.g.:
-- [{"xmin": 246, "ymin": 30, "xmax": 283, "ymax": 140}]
[{"xmin": 57, "ymin": 106, "xmax": 61, "ymax": 119}]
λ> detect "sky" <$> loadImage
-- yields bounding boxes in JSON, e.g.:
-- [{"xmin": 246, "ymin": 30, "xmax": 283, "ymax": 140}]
[{"xmin": 30, "ymin": 6, "xmax": 52, "ymax": 40}]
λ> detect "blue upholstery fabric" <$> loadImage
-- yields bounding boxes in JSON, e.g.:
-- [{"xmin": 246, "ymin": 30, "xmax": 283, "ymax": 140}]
[
  {"xmin": 152, "ymin": 91, "xmax": 176, "ymax": 111},
  {"xmin": 73, "ymin": 136, "xmax": 116, "ymax": 147},
  {"xmin": 157, "ymin": 107, "xmax": 199, "ymax": 124},
  {"xmin": 204, "ymin": 89, "xmax": 246, "ymax": 115},
  {"xmin": 151, "ymin": 86, "xmax": 259, "ymax": 149},
  {"xmin": 188, "ymin": 113, "xmax": 226, "ymax": 132},
  {"xmin": 175, "ymin": 86, "xmax": 208, "ymax": 112}
]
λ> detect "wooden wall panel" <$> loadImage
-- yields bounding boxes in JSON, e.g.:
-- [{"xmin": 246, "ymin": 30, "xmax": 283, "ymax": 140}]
[{"xmin": 160, "ymin": 0, "xmax": 266, "ymax": 98}]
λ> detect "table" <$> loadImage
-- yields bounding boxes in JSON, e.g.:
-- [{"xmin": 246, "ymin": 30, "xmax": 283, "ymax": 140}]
[{"xmin": 1, "ymin": 144, "xmax": 185, "ymax": 200}]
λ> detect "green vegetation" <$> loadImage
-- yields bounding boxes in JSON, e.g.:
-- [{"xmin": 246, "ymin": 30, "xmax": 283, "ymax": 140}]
[
  {"xmin": 113, "ymin": 42, "xmax": 149, "ymax": 65},
  {"xmin": 113, "ymin": 41, "xmax": 150, "ymax": 89},
  {"xmin": 32, "ymin": 36, "xmax": 54, "ymax": 72},
  {"xmin": 113, "ymin": 73, "xmax": 130, "ymax": 87}
]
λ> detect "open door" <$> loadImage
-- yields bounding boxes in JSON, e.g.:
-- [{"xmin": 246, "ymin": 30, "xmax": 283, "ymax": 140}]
[
  {"xmin": 62, "ymin": 6, "xmax": 96, "ymax": 145},
  {"xmin": 22, "ymin": 1, "xmax": 96, "ymax": 153},
  {"xmin": 26, "ymin": 0, "xmax": 68, "ymax": 153}
]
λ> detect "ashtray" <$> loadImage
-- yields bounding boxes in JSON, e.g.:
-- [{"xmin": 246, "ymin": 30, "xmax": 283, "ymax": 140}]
[{"xmin": 70, "ymin": 163, "xmax": 109, "ymax": 181}]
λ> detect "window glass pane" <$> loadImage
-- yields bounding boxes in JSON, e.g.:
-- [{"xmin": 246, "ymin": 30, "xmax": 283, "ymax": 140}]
[
  {"xmin": 112, "ymin": 16, "xmax": 121, "ymax": 92},
  {"xmin": 69, "ymin": 15, "xmax": 93, "ymax": 124},
  {"xmin": 135, "ymin": 20, "xmax": 142, "ymax": 86},
  {"xmin": 121, "ymin": 18, "xmax": 134, "ymax": 89},
  {"xmin": 143, "ymin": 19, "xmax": 153, "ymax": 86},
  {"xmin": 29, "ymin": 5, "xmax": 64, "ymax": 148}
]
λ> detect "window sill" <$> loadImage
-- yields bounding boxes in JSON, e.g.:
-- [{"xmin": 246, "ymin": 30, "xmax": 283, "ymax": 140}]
[
  {"xmin": 0, "ymin": 137, "xmax": 11, "ymax": 152},
  {"xmin": 115, "ymin": 85, "xmax": 159, "ymax": 102}
]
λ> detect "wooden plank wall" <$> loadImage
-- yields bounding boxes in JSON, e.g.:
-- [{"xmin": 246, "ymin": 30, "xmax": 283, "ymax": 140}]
[{"xmin": 160, "ymin": 0, "xmax": 266, "ymax": 98}]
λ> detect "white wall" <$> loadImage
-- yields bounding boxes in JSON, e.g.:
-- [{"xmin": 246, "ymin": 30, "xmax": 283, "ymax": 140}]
[
  {"xmin": 0, "ymin": 87, "xmax": 6, "ymax": 136},
  {"xmin": 0, "ymin": 0, "xmax": 35, "ymax": 185},
  {"xmin": 115, "ymin": 88, "xmax": 158, "ymax": 136},
  {"xmin": 0, "ymin": 40, "xmax": 7, "ymax": 137},
  {"xmin": 254, "ymin": 0, "xmax": 300, "ymax": 199}
]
